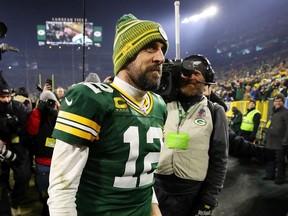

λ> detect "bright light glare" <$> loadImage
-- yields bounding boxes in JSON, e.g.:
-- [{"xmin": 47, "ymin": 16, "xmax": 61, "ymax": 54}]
[{"xmin": 182, "ymin": 6, "xmax": 218, "ymax": 24}]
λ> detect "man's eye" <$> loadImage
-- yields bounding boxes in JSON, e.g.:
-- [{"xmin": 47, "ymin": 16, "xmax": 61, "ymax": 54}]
[{"xmin": 146, "ymin": 46, "xmax": 156, "ymax": 52}]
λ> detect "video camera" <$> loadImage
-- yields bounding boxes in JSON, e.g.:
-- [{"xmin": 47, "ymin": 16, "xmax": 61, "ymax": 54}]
[
  {"xmin": 154, "ymin": 54, "xmax": 215, "ymax": 102},
  {"xmin": 154, "ymin": 59, "xmax": 182, "ymax": 102},
  {"xmin": 0, "ymin": 139, "xmax": 17, "ymax": 162}
]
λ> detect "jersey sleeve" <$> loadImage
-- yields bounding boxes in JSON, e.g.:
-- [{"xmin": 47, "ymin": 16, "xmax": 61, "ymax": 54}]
[{"xmin": 52, "ymin": 82, "xmax": 113, "ymax": 146}]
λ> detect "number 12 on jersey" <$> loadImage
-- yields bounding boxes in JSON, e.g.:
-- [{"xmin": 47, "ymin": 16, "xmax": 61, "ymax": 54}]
[{"xmin": 113, "ymin": 126, "xmax": 162, "ymax": 188}]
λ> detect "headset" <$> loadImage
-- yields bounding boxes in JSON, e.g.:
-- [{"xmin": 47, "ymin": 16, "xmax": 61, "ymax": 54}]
[
  {"xmin": 182, "ymin": 54, "xmax": 215, "ymax": 85},
  {"xmin": 154, "ymin": 54, "xmax": 216, "ymax": 102}
]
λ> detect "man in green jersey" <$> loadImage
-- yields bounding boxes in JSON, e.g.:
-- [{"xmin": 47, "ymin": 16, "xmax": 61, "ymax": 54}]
[{"xmin": 47, "ymin": 14, "xmax": 168, "ymax": 216}]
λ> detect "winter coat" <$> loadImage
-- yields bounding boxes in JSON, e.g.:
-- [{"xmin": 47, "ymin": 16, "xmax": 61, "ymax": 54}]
[{"xmin": 265, "ymin": 106, "xmax": 288, "ymax": 150}]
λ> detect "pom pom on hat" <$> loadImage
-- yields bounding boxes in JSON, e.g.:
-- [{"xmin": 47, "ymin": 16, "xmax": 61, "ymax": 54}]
[
  {"xmin": 112, "ymin": 14, "xmax": 169, "ymax": 75},
  {"xmin": 0, "ymin": 71, "xmax": 10, "ymax": 95},
  {"xmin": 40, "ymin": 90, "xmax": 57, "ymax": 102}
]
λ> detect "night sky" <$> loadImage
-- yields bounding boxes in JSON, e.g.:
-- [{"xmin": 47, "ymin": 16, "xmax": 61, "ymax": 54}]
[
  {"xmin": 1, "ymin": 0, "xmax": 287, "ymax": 57},
  {"xmin": 0, "ymin": 0, "xmax": 287, "ymax": 89}
]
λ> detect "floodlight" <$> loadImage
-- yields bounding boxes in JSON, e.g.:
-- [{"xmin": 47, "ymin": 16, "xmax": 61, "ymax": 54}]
[{"xmin": 182, "ymin": 6, "xmax": 218, "ymax": 24}]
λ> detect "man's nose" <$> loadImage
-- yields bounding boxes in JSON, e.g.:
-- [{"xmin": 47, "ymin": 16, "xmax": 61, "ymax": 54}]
[{"xmin": 153, "ymin": 48, "xmax": 165, "ymax": 64}]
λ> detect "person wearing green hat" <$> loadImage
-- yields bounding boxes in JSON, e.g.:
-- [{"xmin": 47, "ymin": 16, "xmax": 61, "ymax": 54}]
[{"xmin": 48, "ymin": 14, "xmax": 168, "ymax": 216}]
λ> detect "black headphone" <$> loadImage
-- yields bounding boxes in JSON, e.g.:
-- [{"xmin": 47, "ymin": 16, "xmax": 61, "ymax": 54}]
[{"xmin": 183, "ymin": 54, "xmax": 215, "ymax": 84}]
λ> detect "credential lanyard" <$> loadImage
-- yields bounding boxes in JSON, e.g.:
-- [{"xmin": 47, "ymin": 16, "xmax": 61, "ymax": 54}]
[{"xmin": 177, "ymin": 101, "xmax": 191, "ymax": 133}]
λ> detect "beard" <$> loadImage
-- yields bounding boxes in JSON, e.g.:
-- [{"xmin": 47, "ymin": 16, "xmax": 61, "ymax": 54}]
[
  {"xmin": 179, "ymin": 81, "xmax": 204, "ymax": 97},
  {"xmin": 130, "ymin": 64, "xmax": 162, "ymax": 91}
]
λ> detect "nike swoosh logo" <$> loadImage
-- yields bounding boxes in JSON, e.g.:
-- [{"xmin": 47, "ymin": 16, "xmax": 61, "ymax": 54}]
[{"xmin": 65, "ymin": 97, "xmax": 73, "ymax": 106}]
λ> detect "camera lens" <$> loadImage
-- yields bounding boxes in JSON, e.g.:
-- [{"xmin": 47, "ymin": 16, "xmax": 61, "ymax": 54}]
[{"xmin": 46, "ymin": 99, "xmax": 56, "ymax": 107}]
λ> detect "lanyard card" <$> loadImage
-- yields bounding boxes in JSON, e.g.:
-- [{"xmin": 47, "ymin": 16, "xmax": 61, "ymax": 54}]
[{"xmin": 166, "ymin": 132, "xmax": 189, "ymax": 149}]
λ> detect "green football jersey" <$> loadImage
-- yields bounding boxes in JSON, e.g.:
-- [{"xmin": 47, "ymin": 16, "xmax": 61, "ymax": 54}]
[{"xmin": 53, "ymin": 82, "xmax": 167, "ymax": 215}]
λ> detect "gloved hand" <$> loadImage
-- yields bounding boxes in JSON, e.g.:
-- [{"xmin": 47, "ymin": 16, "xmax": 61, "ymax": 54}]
[
  {"xmin": 37, "ymin": 100, "xmax": 46, "ymax": 112},
  {"xmin": 191, "ymin": 203, "xmax": 214, "ymax": 216}
]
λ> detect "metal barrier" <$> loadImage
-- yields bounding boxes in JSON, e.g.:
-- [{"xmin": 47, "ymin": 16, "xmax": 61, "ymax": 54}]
[{"xmin": 225, "ymin": 99, "xmax": 288, "ymax": 144}]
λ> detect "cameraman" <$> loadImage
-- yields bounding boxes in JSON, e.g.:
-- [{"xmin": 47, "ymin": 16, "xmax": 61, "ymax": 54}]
[
  {"xmin": 0, "ymin": 72, "xmax": 31, "ymax": 215},
  {"xmin": 26, "ymin": 90, "xmax": 59, "ymax": 216},
  {"xmin": 154, "ymin": 54, "xmax": 229, "ymax": 216}
]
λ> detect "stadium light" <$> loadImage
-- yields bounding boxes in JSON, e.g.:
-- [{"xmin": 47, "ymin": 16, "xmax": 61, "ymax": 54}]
[{"xmin": 182, "ymin": 6, "xmax": 218, "ymax": 24}]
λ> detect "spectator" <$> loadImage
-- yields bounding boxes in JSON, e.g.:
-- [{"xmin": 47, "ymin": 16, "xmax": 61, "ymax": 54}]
[
  {"xmin": 263, "ymin": 93, "xmax": 288, "ymax": 185},
  {"xmin": 55, "ymin": 87, "xmax": 65, "ymax": 103},
  {"xmin": 48, "ymin": 13, "xmax": 168, "ymax": 215},
  {"xmin": 240, "ymin": 99, "xmax": 261, "ymax": 143},
  {"xmin": 230, "ymin": 107, "xmax": 243, "ymax": 135},
  {"xmin": 280, "ymin": 79, "xmax": 288, "ymax": 97},
  {"xmin": 26, "ymin": 90, "xmax": 59, "ymax": 216},
  {"xmin": 231, "ymin": 81, "xmax": 243, "ymax": 101}
]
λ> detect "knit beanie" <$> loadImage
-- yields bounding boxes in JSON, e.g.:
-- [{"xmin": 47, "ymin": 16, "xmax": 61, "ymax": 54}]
[
  {"xmin": 274, "ymin": 93, "xmax": 285, "ymax": 103},
  {"xmin": 0, "ymin": 71, "xmax": 10, "ymax": 95},
  {"xmin": 64, "ymin": 22, "xmax": 83, "ymax": 33},
  {"xmin": 84, "ymin": 73, "xmax": 101, "ymax": 83},
  {"xmin": 40, "ymin": 90, "xmax": 57, "ymax": 102},
  {"xmin": 112, "ymin": 14, "xmax": 169, "ymax": 75}
]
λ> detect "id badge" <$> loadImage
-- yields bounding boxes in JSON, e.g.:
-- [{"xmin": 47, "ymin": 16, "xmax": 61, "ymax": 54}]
[
  {"xmin": 166, "ymin": 132, "xmax": 189, "ymax": 149},
  {"xmin": 11, "ymin": 136, "xmax": 20, "ymax": 144},
  {"xmin": 266, "ymin": 120, "xmax": 271, "ymax": 128},
  {"xmin": 45, "ymin": 137, "xmax": 56, "ymax": 148}
]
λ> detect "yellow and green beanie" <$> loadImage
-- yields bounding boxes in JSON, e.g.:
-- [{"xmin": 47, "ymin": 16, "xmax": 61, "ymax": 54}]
[{"xmin": 112, "ymin": 14, "xmax": 169, "ymax": 75}]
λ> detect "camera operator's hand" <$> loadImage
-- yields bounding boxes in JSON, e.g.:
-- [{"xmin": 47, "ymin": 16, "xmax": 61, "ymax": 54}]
[
  {"xmin": 191, "ymin": 202, "xmax": 214, "ymax": 216},
  {"xmin": 43, "ymin": 83, "xmax": 52, "ymax": 91}
]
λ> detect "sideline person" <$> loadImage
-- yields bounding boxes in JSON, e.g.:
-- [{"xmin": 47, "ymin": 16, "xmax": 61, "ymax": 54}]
[
  {"xmin": 240, "ymin": 99, "xmax": 261, "ymax": 143},
  {"xmin": 154, "ymin": 54, "xmax": 229, "ymax": 216},
  {"xmin": 48, "ymin": 14, "xmax": 168, "ymax": 216},
  {"xmin": 0, "ymin": 72, "xmax": 31, "ymax": 216},
  {"xmin": 263, "ymin": 93, "xmax": 288, "ymax": 184}
]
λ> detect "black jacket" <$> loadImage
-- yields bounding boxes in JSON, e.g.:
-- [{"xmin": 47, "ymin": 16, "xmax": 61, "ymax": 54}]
[
  {"xmin": 265, "ymin": 105, "xmax": 288, "ymax": 150},
  {"xmin": 229, "ymin": 128, "xmax": 263, "ymax": 158},
  {"xmin": 201, "ymin": 102, "xmax": 229, "ymax": 206}
]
